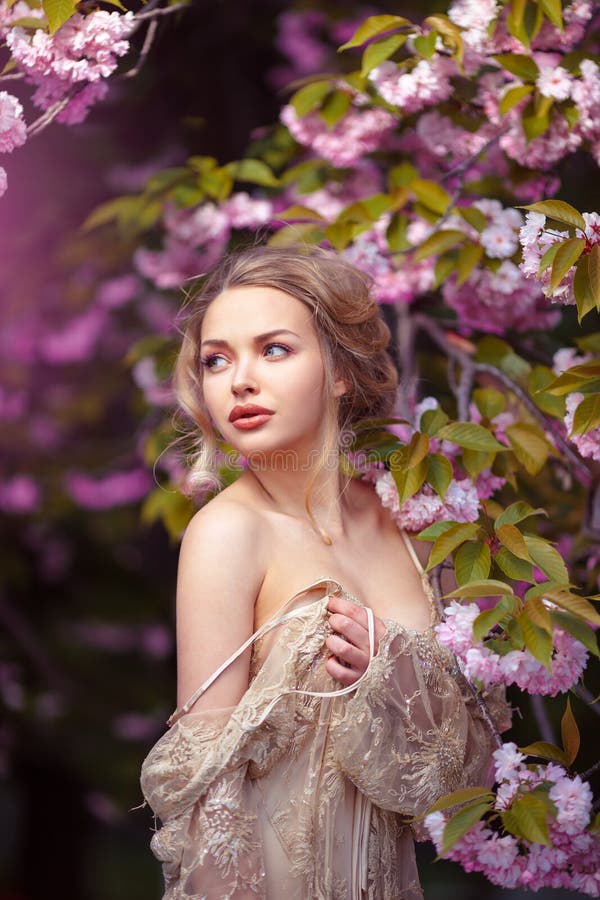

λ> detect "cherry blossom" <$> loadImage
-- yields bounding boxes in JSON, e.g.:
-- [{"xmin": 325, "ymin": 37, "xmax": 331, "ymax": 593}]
[
  {"xmin": 0, "ymin": 92, "xmax": 27, "ymax": 153},
  {"xmin": 368, "ymin": 57, "xmax": 457, "ymax": 114},
  {"xmin": 280, "ymin": 103, "xmax": 396, "ymax": 167},
  {"xmin": 436, "ymin": 601, "xmax": 589, "ymax": 695}
]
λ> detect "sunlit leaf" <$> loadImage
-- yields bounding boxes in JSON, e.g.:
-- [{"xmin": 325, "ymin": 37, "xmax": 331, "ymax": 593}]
[
  {"xmin": 494, "ymin": 53, "xmax": 539, "ymax": 81},
  {"xmin": 519, "ymin": 741, "xmax": 568, "ymax": 766},
  {"xmin": 549, "ymin": 237, "xmax": 586, "ymax": 293},
  {"xmin": 561, "ymin": 697, "xmax": 580, "ymax": 765},
  {"xmin": 427, "ymin": 522, "xmax": 482, "ymax": 569},
  {"xmin": 505, "ymin": 423, "xmax": 552, "ymax": 475},
  {"xmin": 519, "ymin": 200, "xmax": 586, "ymax": 231},
  {"xmin": 438, "ymin": 422, "xmax": 506, "ymax": 452},
  {"xmin": 502, "ymin": 795, "xmax": 551, "ymax": 845},
  {"xmin": 338, "ymin": 14, "xmax": 412, "ymax": 50},
  {"xmin": 455, "ymin": 541, "xmax": 491, "ymax": 586},
  {"xmin": 361, "ymin": 33, "xmax": 406, "ymax": 76},
  {"xmin": 426, "ymin": 453, "xmax": 453, "ymax": 499},
  {"xmin": 523, "ymin": 535, "xmax": 569, "ymax": 583},
  {"xmin": 442, "ymin": 801, "xmax": 491, "ymax": 854}
]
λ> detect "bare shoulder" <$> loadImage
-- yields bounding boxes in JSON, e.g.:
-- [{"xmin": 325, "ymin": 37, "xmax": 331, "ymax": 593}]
[{"xmin": 175, "ymin": 490, "xmax": 268, "ymax": 712}]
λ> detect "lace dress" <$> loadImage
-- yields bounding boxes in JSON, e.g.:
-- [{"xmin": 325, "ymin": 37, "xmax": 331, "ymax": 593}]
[{"xmin": 140, "ymin": 533, "xmax": 508, "ymax": 900}]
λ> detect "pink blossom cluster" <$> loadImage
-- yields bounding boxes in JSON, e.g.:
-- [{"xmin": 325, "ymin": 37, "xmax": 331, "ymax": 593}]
[
  {"xmin": 442, "ymin": 259, "xmax": 559, "ymax": 334},
  {"xmin": 65, "ymin": 468, "xmax": 151, "ymax": 510},
  {"xmin": 436, "ymin": 600, "xmax": 588, "ymax": 695},
  {"xmin": 425, "ymin": 743, "xmax": 599, "ymax": 894},
  {"xmin": 564, "ymin": 393, "xmax": 600, "ymax": 462},
  {"xmin": 368, "ymin": 57, "xmax": 456, "ymax": 114},
  {"xmin": 551, "ymin": 349, "xmax": 600, "ymax": 462},
  {"xmin": 519, "ymin": 210, "xmax": 600, "ymax": 304},
  {"xmin": 342, "ymin": 219, "xmax": 435, "ymax": 304},
  {"xmin": 135, "ymin": 193, "xmax": 273, "ymax": 289},
  {"xmin": 6, "ymin": 10, "xmax": 135, "ymax": 124},
  {"xmin": 0, "ymin": 475, "xmax": 42, "ymax": 513},
  {"xmin": 0, "ymin": 90, "xmax": 28, "ymax": 196},
  {"xmin": 373, "ymin": 470, "xmax": 480, "ymax": 532},
  {"xmin": 280, "ymin": 102, "xmax": 396, "ymax": 167}
]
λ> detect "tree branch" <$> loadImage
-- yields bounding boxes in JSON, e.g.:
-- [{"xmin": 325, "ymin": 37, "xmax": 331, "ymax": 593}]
[{"xmin": 412, "ymin": 314, "xmax": 593, "ymax": 486}]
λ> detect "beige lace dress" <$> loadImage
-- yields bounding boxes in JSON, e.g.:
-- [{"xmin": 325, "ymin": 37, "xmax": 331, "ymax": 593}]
[{"xmin": 140, "ymin": 533, "xmax": 507, "ymax": 900}]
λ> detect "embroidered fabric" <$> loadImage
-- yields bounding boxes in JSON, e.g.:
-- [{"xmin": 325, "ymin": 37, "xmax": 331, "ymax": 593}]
[{"xmin": 140, "ymin": 538, "xmax": 510, "ymax": 900}]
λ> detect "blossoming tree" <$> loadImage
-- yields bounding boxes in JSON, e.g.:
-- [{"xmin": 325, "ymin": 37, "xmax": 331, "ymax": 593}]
[{"xmin": 2, "ymin": 0, "xmax": 600, "ymax": 894}]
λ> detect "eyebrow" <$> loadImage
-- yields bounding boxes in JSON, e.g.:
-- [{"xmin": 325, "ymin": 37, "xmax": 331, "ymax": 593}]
[{"xmin": 200, "ymin": 328, "xmax": 302, "ymax": 349}]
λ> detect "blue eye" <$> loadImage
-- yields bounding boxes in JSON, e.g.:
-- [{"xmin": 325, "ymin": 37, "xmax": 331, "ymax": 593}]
[
  {"xmin": 200, "ymin": 354, "xmax": 227, "ymax": 370},
  {"xmin": 264, "ymin": 343, "xmax": 291, "ymax": 358}
]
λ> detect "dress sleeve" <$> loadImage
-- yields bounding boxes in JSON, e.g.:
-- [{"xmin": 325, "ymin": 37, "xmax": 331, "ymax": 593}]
[
  {"xmin": 329, "ymin": 625, "xmax": 509, "ymax": 819},
  {"xmin": 140, "ymin": 704, "xmax": 273, "ymax": 899}
]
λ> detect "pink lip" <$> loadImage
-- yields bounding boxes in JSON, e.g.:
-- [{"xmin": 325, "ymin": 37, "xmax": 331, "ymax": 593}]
[
  {"xmin": 228, "ymin": 404, "xmax": 275, "ymax": 426},
  {"xmin": 232, "ymin": 413, "xmax": 273, "ymax": 430}
]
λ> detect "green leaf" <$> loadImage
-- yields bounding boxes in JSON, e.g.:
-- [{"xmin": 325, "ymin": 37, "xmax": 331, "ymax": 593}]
[
  {"xmin": 536, "ymin": 0, "xmax": 563, "ymax": 30},
  {"xmin": 494, "ymin": 53, "xmax": 540, "ymax": 82},
  {"xmin": 455, "ymin": 542, "xmax": 492, "ymax": 586},
  {"xmin": 325, "ymin": 222, "xmax": 364, "ymax": 251},
  {"xmin": 267, "ymin": 223, "xmax": 324, "ymax": 247},
  {"xmin": 420, "ymin": 407, "xmax": 449, "ymax": 436},
  {"xmin": 528, "ymin": 366, "xmax": 566, "ymax": 417},
  {"xmin": 549, "ymin": 237, "xmax": 586, "ymax": 293},
  {"xmin": 417, "ymin": 521, "xmax": 456, "ymax": 541},
  {"xmin": 522, "ymin": 100, "xmax": 552, "ymax": 141},
  {"xmin": 424, "ymin": 14, "xmax": 464, "ymax": 66},
  {"xmin": 319, "ymin": 90, "xmax": 352, "ymax": 127},
  {"xmin": 537, "ymin": 241, "xmax": 561, "ymax": 277},
  {"xmin": 386, "ymin": 213, "xmax": 411, "ymax": 252},
  {"xmin": 361, "ymin": 33, "xmax": 406, "ymax": 76},
  {"xmin": 461, "ymin": 448, "xmax": 494, "ymax": 479},
  {"xmin": 458, "ymin": 206, "xmax": 487, "ymax": 232},
  {"xmin": 227, "ymin": 159, "xmax": 280, "ymax": 188},
  {"xmin": 561, "ymin": 697, "xmax": 580, "ymax": 765},
  {"xmin": 391, "ymin": 454, "xmax": 429, "ymax": 504},
  {"xmin": 499, "ymin": 83, "xmax": 534, "ymax": 115},
  {"xmin": 338, "ymin": 14, "xmax": 412, "ymax": 50},
  {"xmin": 413, "ymin": 229, "xmax": 465, "ymax": 262},
  {"xmin": 574, "ymin": 246, "xmax": 600, "ymax": 322},
  {"xmin": 413, "ymin": 30, "xmax": 438, "ymax": 59},
  {"xmin": 388, "ymin": 161, "xmax": 418, "ymax": 188},
  {"xmin": 496, "ymin": 523, "xmax": 531, "ymax": 561},
  {"xmin": 434, "ymin": 253, "xmax": 458, "ymax": 289},
  {"xmin": 412, "ymin": 179, "xmax": 452, "ymax": 215},
  {"xmin": 42, "ymin": 0, "xmax": 76, "ymax": 33},
  {"xmin": 438, "ymin": 422, "xmax": 506, "ymax": 452},
  {"xmin": 518, "ymin": 612, "xmax": 553, "ymax": 667},
  {"xmin": 543, "ymin": 588, "xmax": 600, "ymax": 626},
  {"xmin": 473, "ymin": 596, "xmax": 519, "ymax": 642},
  {"xmin": 456, "ymin": 242, "xmax": 484, "ymax": 285},
  {"xmin": 571, "ymin": 393, "xmax": 600, "ymax": 436},
  {"xmin": 278, "ymin": 204, "xmax": 327, "ymax": 222},
  {"xmin": 290, "ymin": 80, "xmax": 331, "ymax": 116},
  {"xmin": 406, "ymin": 432, "xmax": 430, "ymax": 468},
  {"xmin": 426, "ymin": 786, "xmax": 493, "ymax": 815},
  {"xmin": 519, "ymin": 200, "xmax": 586, "ymax": 231},
  {"xmin": 519, "ymin": 741, "xmax": 569, "ymax": 766},
  {"xmin": 444, "ymin": 579, "xmax": 515, "ymax": 599},
  {"xmin": 473, "ymin": 388, "xmax": 506, "ymax": 420},
  {"xmin": 426, "ymin": 453, "xmax": 453, "ymax": 500},
  {"xmin": 505, "ymin": 423, "xmax": 552, "ymax": 476},
  {"xmin": 442, "ymin": 801, "xmax": 492, "ymax": 854},
  {"xmin": 495, "ymin": 547, "xmax": 535, "ymax": 581},
  {"xmin": 551, "ymin": 610, "xmax": 600, "ymax": 657},
  {"xmin": 524, "ymin": 595, "xmax": 553, "ymax": 633},
  {"xmin": 523, "ymin": 535, "xmax": 569, "ymax": 583},
  {"xmin": 427, "ymin": 523, "xmax": 482, "ymax": 569}
]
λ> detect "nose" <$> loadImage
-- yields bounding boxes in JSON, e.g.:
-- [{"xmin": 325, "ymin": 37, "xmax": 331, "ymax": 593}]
[{"xmin": 231, "ymin": 357, "xmax": 259, "ymax": 397}]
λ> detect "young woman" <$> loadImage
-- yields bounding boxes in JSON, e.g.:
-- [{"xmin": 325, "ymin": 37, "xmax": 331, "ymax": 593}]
[{"xmin": 140, "ymin": 246, "xmax": 508, "ymax": 900}]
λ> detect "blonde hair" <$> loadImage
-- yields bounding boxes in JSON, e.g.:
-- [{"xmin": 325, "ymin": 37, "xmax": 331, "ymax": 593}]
[{"xmin": 173, "ymin": 245, "xmax": 398, "ymax": 538}]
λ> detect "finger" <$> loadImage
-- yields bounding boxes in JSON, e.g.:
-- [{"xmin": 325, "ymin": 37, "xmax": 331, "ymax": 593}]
[
  {"xmin": 326, "ymin": 634, "xmax": 368, "ymax": 671},
  {"xmin": 325, "ymin": 655, "xmax": 360, "ymax": 687},
  {"xmin": 328, "ymin": 613, "xmax": 369, "ymax": 651},
  {"xmin": 327, "ymin": 594, "xmax": 369, "ymax": 627}
]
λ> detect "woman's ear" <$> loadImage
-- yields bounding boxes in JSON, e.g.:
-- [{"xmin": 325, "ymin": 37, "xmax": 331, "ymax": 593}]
[{"xmin": 333, "ymin": 377, "xmax": 349, "ymax": 398}]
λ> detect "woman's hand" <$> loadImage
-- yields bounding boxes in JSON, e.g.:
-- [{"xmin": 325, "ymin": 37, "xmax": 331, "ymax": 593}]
[{"xmin": 325, "ymin": 594, "xmax": 386, "ymax": 687}]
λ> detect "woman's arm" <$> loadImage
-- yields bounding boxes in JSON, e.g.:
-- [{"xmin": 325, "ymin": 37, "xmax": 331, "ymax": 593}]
[{"xmin": 175, "ymin": 498, "xmax": 267, "ymax": 713}]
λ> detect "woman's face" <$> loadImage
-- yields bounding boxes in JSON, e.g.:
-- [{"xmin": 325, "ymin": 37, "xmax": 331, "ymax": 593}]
[{"xmin": 199, "ymin": 285, "xmax": 346, "ymax": 464}]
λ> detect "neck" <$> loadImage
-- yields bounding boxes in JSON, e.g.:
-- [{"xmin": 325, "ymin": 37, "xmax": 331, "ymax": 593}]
[{"xmin": 245, "ymin": 453, "xmax": 353, "ymax": 543}]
